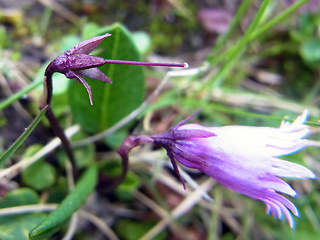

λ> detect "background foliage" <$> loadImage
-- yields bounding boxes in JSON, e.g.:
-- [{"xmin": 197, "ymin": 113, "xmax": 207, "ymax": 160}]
[{"xmin": 0, "ymin": 0, "xmax": 320, "ymax": 239}]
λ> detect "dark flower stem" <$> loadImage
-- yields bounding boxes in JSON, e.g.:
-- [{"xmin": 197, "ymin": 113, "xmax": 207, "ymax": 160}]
[
  {"xmin": 40, "ymin": 73, "xmax": 78, "ymax": 178},
  {"xmin": 45, "ymin": 105, "xmax": 77, "ymax": 176},
  {"xmin": 106, "ymin": 135, "xmax": 153, "ymax": 190}
]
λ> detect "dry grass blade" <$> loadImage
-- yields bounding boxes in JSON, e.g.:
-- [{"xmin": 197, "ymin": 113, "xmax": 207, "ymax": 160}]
[
  {"xmin": 79, "ymin": 210, "xmax": 119, "ymax": 240},
  {"xmin": 0, "ymin": 204, "xmax": 58, "ymax": 216},
  {"xmin": 62, "ymin": 213, "xmax": 78, "ymax": 240},
  {"xmin": 37, "ymin": 0, "xmax": 80, "ymax": 24},
  {"xmin": 133, "ymin": 191, "xmax": 182, "ymax": 236},
  {"xmin": 139, "ymin": 178, "xmax": 215, "ymax": 240}
]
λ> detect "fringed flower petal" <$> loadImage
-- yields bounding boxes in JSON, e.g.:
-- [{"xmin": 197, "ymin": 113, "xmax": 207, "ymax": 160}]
[
  {"xmin": 269, "ymin": 158, "xmax": 316, "ymax": 179},
  {"xmin": 262, "ymin": 191, "xmax": 299, "ymax": 229}
]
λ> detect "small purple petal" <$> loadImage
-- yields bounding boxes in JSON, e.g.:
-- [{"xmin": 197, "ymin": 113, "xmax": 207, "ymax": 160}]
[
  {"xmin": 173, "ymin": 142, "xmax": 210, "ymax": 168},
  {"xmin": 76, "ymin": 68, "xmax": 112, "ymax": 83},
  {"xmin": 68, "ymin": 55, "xmax": 106, "ymax": 70},
  {"xmin": 65, "ymin": 33, "xmax": 111, "ymax": 55},
  {"xmin": 66, "ymin": 70, "xmax": 93, "ymax": 105},
  {"xmin": 167, "ymin": 151, "xmax": 186, "ymax": 190}
]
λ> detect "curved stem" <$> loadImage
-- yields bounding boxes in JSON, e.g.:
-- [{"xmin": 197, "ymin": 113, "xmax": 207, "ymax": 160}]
[
  {"xmin": 40, "ymin": 72, "xmax": 78, "ymax": 178},
  {"xmin": 45, "ymin": 105, "xmax": 78, "ymax": 178},
  {"xmin": 101, "ymin": 135, "xmax": 153, "ymax": 191}
]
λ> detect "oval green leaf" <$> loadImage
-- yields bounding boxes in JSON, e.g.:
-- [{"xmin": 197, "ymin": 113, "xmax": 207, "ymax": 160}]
[
  {"xmin": 22, "ymin": 161, "xmax": 56, "ymax": 191},
  {"xmin": 0, "ymin": 213, "xmax": 47, "ymax": 240},
  {"xmin": 68, "ymin": 23, "xmax": 145, "ymax": 133},
  {"xmin": 29, "ymin": 165, "xmax": 98, "ymax": 240},
  {"xmin": 0, "ymin": 188, "xmax": 40, "ymax": 208}
]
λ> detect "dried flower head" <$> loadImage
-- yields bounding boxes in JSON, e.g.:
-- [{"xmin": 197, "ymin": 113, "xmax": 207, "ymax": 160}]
[
  {"xmin": 43, "ymin": 33, "xmax": 187, "ymax": 106},
  {"xmin": 43, "ymin": 34, "xmax": 112, "ymax": 106}
]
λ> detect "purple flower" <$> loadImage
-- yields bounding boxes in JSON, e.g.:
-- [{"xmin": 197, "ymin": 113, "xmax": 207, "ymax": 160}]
[
  {"xmin": 150, "ymin": 110, "xmax": 316, "ymax": 228},
  {"xmin": 44, "ymin": 33, "xmax": 187, "ymax": 106},
  {"xmin": 45, "ymin": 33, "xmax": 113, "ymax": 105}
]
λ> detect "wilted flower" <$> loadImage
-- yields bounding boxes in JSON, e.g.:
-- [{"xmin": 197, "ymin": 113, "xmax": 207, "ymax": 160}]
[
  {"xmin": 43, "ymin": 33, "xmax": 187, "ymax": 106},
  {"xmin": 118, "ymin": 110, "xmax": 316, "ymax": 228},
  {"xmin": 44, "ymin": 33, "xmax": 113, "ymax": 106}
]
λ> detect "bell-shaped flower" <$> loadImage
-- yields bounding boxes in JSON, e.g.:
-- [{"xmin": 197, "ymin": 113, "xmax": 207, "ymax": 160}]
[{"xmin": 149, "ymin": 110, "xmax": 316, "ymax": 228}]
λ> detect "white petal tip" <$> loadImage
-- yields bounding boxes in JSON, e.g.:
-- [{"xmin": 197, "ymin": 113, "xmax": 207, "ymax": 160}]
[
  {"xmin": 296, "ymin": 110, "xmax": 309, "ymax": 124},
  {"xmin": 183, "ymin": 62, "xmax": 189, "ymax": 68},
  {"xmin": 310, "ymin": 172, "xmax": 317, "ymax": 179},
  {"xmin": 302, "ymin": 169, "xmax": 317, "ymax": 179}
]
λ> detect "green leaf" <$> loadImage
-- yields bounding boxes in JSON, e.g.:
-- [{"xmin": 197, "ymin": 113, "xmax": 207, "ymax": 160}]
[
  {"xmin": 21, "ymin": 145, "xmax": 56, "ymax": 190},
  {"xmin": 74, "ymin": 143, "xmax": 95, "ymax": 168},
  {"xmin": 68, "ymin": 23, "xmax": 145, "ymax": 133},
  {"xmin": 82, "ymin": 22, "xmax": 100, "ymax": 40},
  {"xmin": 104, "ymin": 129, "xmax": 128, "ymax": 149},
  {"xmin": 29, "ymin": 165, "xmax": 98, "ymax": 240},
  {"xmin": 132, "ymin": 31, "xmax": 151, "ymax": 54},
  {"xmin": 115, "ymin": 171, "xmax": 141, "ymax": 201},
  {"xmin": 300, "ymin": 38, "xmax": 320, "ymax": 66},
  {"xmin": 0, "ymin": 213, "xmax": 47, "ymax": 240},
  {"xmin": 58, "ymin": 143, "xmax": 95, "ymax": 169},
  {"xmin": 22, "ymin": 161, "xmax": 56, "ymax": 190},
  {"xmin": 115, "ymin": 219, "xmax": 167, "ymax": 240},
  {"xmin": 0, "ymin": 188, "xmax": 40, "ymax": 208},
  {"xmin": 0, "ymin": 188, "xmax": 45, "ymax": 240},
  {"xmin": 0, "ymin": 106, "xmax": 47, "ymax": 166}
]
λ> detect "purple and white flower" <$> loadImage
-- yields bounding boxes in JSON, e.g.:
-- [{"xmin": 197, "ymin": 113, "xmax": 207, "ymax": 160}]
[{"xmin": 150, "ymin": 110, "xmax": 316, "ymax": 228}]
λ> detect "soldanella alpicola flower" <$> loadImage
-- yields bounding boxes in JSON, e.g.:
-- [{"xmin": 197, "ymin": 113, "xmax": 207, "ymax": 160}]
[
  {"xmin": 117, "ymin": 110, "xmax": 316, "ymax": 228},
  {"xmin": 41, "ymin": 33, "xmax": 188, "ymax": 108}
]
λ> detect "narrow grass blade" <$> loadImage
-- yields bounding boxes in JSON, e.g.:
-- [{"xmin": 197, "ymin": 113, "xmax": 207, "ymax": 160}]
[
  {"xmin": 0, "ymin": 105, "xmax": 48, "ymax": 165},
  {"xmin": 29, "ymin": 165, "xmax": 98, "ymax": 240},
  {"xmin": 249, "ymin": 0, "xmax": 309, "ymax": 40},
  {"xmin": 207, "ymin": 0, "xmax": 251, "ymax": 62},
  {"xmin": 0, "ymin": 80, "xmax": 42, "ymax": 111},
  {"xmin": 202, "ymin": 0, "xmax": 271, "ymax": 90},
  {"xmin": 207, "ymin": 0, "xmax": 308, "ymax": 68}
]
